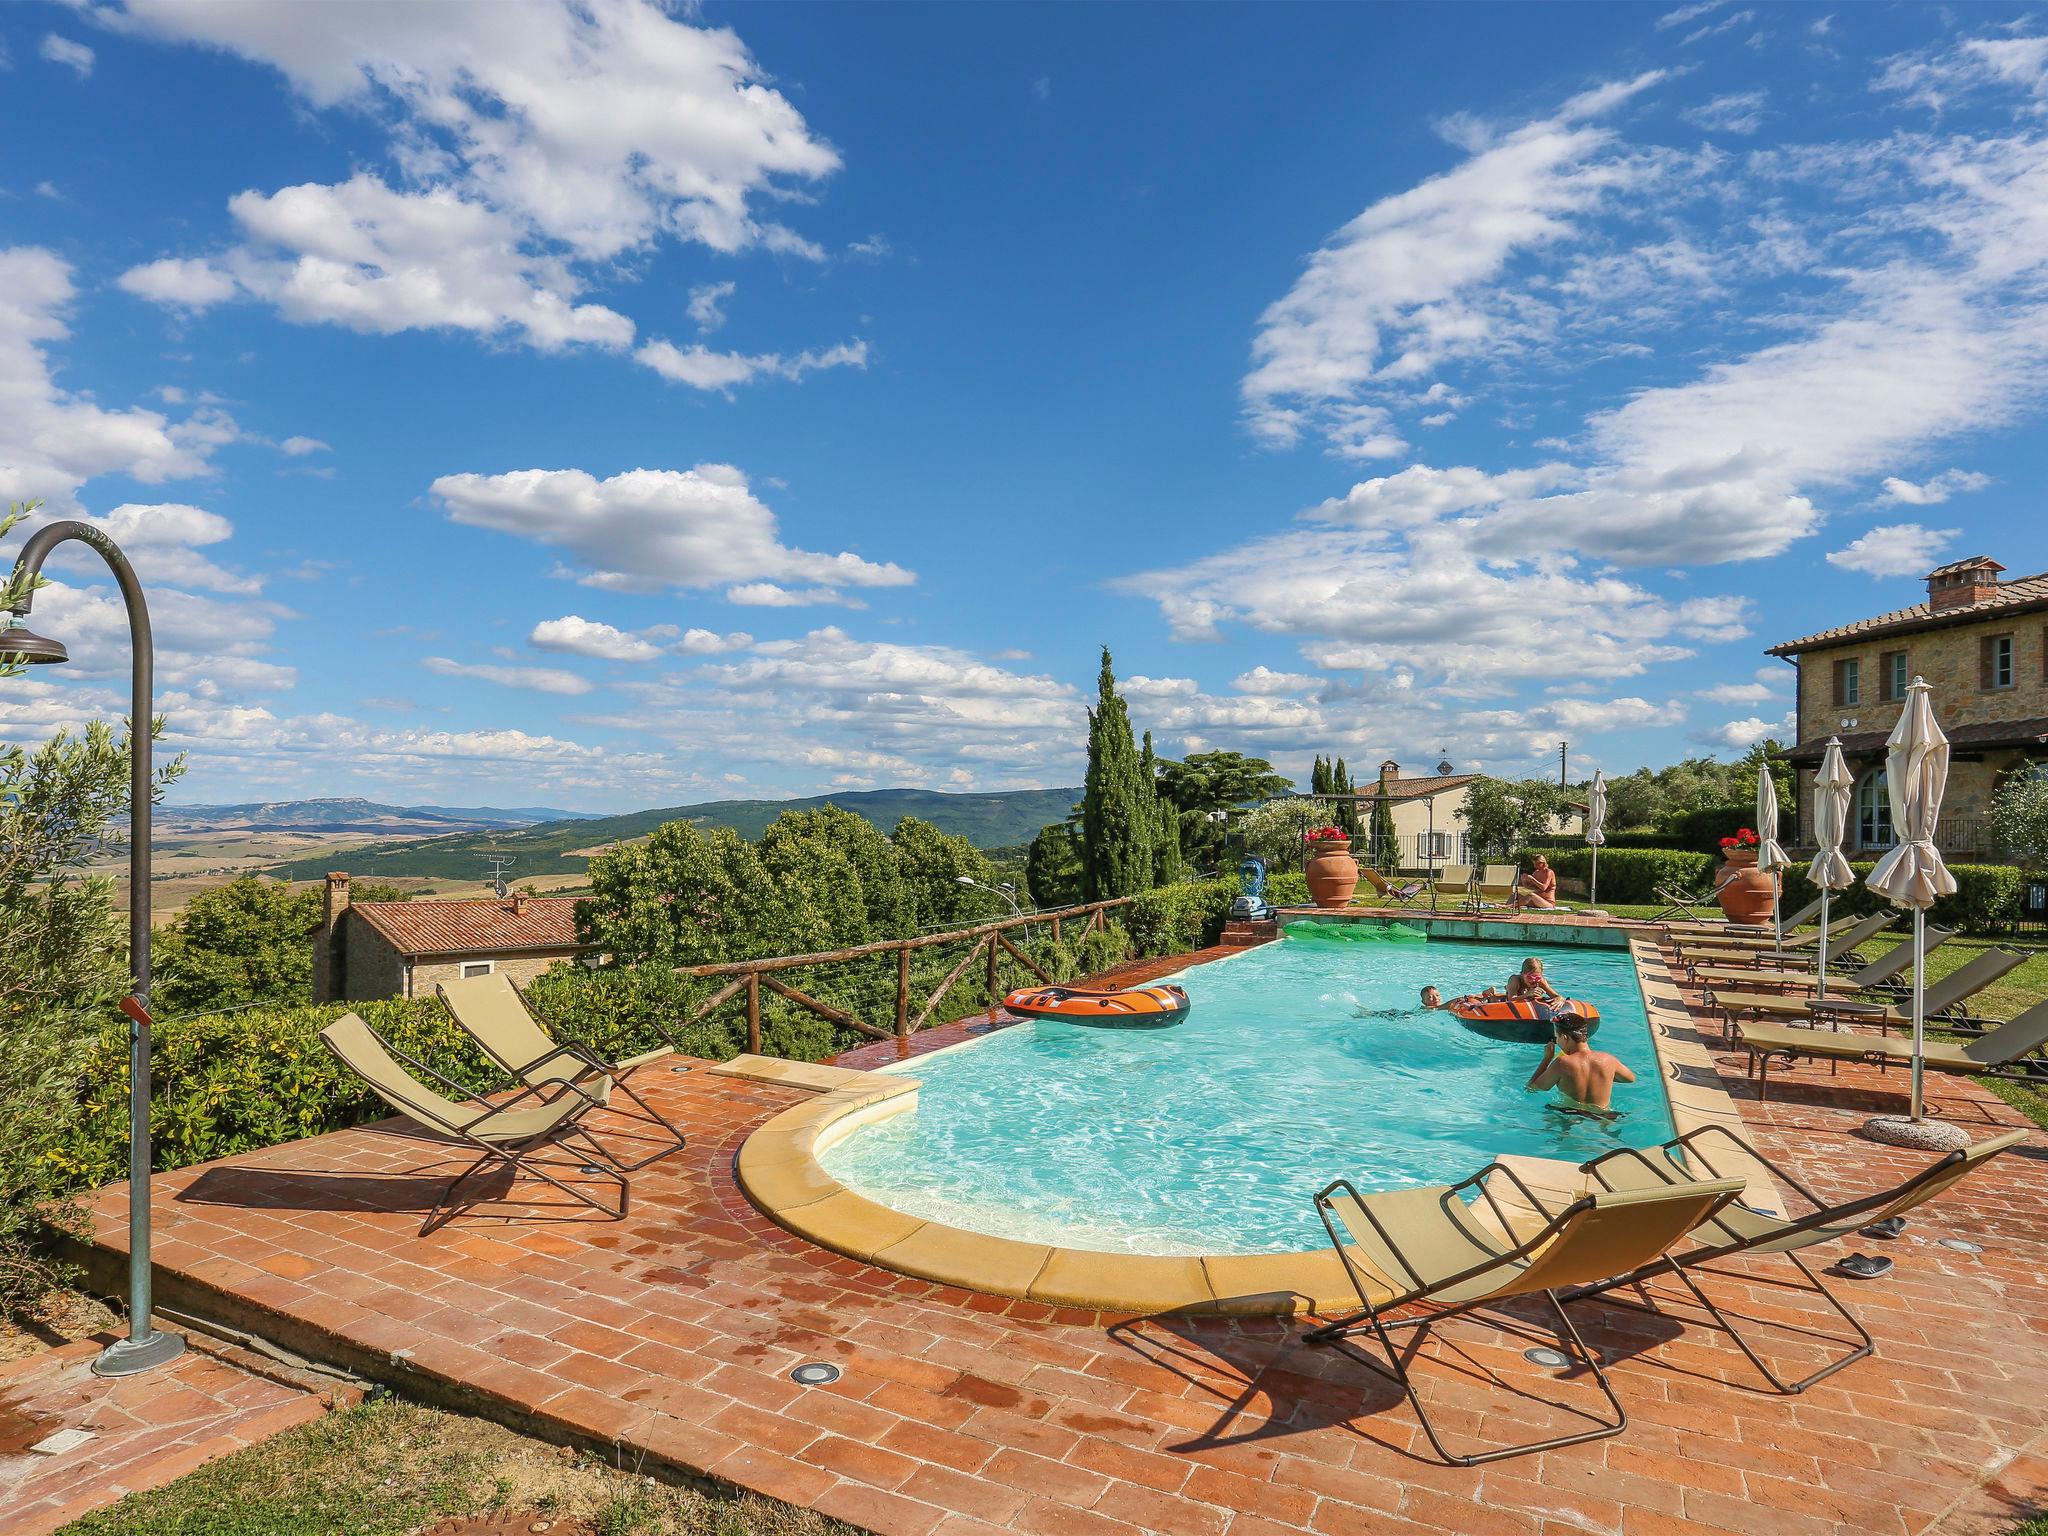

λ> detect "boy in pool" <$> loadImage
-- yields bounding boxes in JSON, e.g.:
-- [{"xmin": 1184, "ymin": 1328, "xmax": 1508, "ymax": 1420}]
[
  {"xmin": 1524, "ymin": 1022, "xmax": 1634, "ymax": 1112},
  {"xmin": 1419, "ymin": 985, "xmax": 1501, "ymax": 1011}
]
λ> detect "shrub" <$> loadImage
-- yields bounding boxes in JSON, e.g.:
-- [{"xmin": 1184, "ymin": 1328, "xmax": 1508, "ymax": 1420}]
[
  {"xmin": 1778, "ymin": 859, "xmax": 2025, "ymax": 935},
  {"xmin": 1073, "ymin": 920, "xmax": 1134, "ymax": 977},
  {"xmin": 1124, "ymin": 879, "xmax": 1235, "ymax": 957},
  {"xmin": 1265, "ymin": 869, "xmax": 1309, "ymax": 907},
  {"xmin": 1547, "ymin": 848, "xmax": 1715, "ymax": 904}
]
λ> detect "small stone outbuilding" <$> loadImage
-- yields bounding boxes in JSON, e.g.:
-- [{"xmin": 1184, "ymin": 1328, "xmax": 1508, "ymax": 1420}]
[{"xmin": 313, "ymin": 871, "xmax": 592, "ymax": 1002}]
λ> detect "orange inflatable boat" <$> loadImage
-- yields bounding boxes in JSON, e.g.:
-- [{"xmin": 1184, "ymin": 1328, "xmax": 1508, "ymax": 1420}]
[
  {"xmin": 1001, "ymin": 983, "xmax": 1191, "ymax": 1028},
  {"xmin": 1448, "ymin": 997, "xmax": 1600, "ymax": 1044}
]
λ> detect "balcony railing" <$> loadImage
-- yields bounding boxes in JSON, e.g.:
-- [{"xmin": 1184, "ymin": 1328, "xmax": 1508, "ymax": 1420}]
[{"xmin": 1799, "ymin": 814, "xmax": 2005, "ymax": 861}]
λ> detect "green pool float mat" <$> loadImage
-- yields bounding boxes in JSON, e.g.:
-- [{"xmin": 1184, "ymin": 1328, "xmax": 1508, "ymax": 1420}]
[{"xmin": 1283, "ymin": 920, "xmax": 1428, "ymax": 943}]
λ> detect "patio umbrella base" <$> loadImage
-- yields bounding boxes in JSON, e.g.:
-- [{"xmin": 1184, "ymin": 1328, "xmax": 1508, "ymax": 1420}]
[{"xmin": 1861, "ymin": 1115, "xmax": 1970, "ymax": 1153}]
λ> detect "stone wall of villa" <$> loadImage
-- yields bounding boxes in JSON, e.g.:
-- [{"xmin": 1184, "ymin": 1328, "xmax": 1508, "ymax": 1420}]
[{"xmin": 1792, "ymin": 611, "xmax": 2048, "ymax": 748}]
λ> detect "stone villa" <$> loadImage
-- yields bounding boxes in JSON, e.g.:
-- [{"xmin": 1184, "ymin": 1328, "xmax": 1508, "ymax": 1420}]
[
  {"xmin": 312, "ymin": 871, "xmax": 592, "ymax": 1002},
  {"xmin": 1771, "ymin": 555, "xmax": 2048, "ymax": 860}
]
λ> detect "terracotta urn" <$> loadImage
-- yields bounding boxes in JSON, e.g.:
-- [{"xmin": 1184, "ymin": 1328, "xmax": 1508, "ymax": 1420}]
[
  {"xmin": 1305, "ymin": 845, "xmax": 1360, "ymax": 909},
  {"xmin": 1714, "ymin": 847, "xmax": 1777, "ymax": 925}
]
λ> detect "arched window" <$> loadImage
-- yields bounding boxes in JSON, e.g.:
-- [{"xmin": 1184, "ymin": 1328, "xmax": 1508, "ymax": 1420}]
[{"xmin": 1856, "ymin": 768, "xmax": 1894, "ymax": 851}]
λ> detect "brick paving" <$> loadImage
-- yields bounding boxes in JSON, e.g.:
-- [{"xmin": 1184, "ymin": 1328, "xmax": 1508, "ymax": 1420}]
[
  {"xmin": 0, "ymin": 1331, "xmax": 340, "ymax": 1536},
  {"xmin": 64, "ymin": 932, "xmax": 2048, "ymax": 1536}
]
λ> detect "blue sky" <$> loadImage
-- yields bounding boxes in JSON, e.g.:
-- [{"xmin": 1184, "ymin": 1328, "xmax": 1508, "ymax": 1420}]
[{"xmin": 4, "ymin": 1, "xmax": 2046, "ymax": 811}]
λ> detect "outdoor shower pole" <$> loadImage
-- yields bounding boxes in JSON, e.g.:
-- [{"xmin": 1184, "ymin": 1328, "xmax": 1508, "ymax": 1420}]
[{"xmin": 5, "ymin": 521, "xmax": 185, "ymax": 1377}]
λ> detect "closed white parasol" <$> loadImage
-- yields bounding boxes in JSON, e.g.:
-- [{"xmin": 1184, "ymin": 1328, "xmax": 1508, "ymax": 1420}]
[
  {"xmin": 1756, "ymin": 764, "xmax": 1792, "ymax": 950},
  {"xmin": 1808, "ymin": 738, "xmax": 1856, "ymax": 1001},
  {"xmin": 1864, "ymin": 677, "xmax": 1962, "ymax": 1148},
  {"xmin": 1586, "ymin": 771, "xmax": 1607, "ymax": 910}
]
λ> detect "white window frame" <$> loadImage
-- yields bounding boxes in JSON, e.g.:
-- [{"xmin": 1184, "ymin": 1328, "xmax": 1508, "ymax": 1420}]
[
  {"xmin": 1991, "ymin": 634, "xmax": 2015, "ymax": 690},
  {"xmin": 1839, "ymin": 658, "xmax": 1861, "ymax": 706},
  {"xmin": 460, "ymin": 959, "xmax": 495, "ymax": 979}
]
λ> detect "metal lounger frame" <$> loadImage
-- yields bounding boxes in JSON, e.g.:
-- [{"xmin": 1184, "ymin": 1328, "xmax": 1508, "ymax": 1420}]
[
  {"xmin": 464, "ymin": 1030, "xmax": 688, "ymax": 1174},
  {"xmin": 1306, "ymin": 1163, "xmax": 1636, "ymax": 1467}
]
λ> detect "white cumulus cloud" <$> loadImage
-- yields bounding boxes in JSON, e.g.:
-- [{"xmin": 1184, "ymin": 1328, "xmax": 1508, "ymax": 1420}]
[
  {"xmin": 430, "ymin": 464, "xmax": 914, "ymax": 601},
  {"xmin": 1826, "ymin": 523, "xmax": 1958, "ymax": 577}
]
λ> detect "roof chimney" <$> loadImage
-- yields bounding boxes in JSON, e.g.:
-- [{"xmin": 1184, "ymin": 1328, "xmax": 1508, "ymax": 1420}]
[
  {"xmin": 1379, "ymin": 759, "xmax": 1401, "ymax": 786},
  {"xmin": 1926, "ymin": 556, "xmax": 2004, "ymax": 613},
  {"xmin": 316, "ymin": 872, "xmax": 351, "ymax": 1005},
  {"xmin": 324, "ymin": 870, "xmax": 351, "ymax": 924},
  {"xmin": 511, "ymin": 891, "xmax": 528, "ymax": 916}
]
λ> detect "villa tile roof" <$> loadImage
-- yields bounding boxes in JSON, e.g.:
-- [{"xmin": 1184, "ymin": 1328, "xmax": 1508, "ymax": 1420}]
[
  {"xmin": 1766, "ymin": 569, "xmax": 2048, "ymax": 655},
  {"xmin": 349, "ymin": 895, "xmax": 587, "ymax": 957},
  {"xmin": 1380, "ymin": 773, "xmax": 1481, "ymax": 800},
  {"xmin": 1777, "ymin": 715, "xmax": 2048, "ymax": 763}
]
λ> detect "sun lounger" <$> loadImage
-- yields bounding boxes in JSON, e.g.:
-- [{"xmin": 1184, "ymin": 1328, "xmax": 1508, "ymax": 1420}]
[
  {"xmin": 1433, "ymin": 864, "xmax": 1477, "ymax": 911},
  {"xmin": 1567, "ymin": 1125, "xmax": 2027, "ymax": 1393},
  {"xmin": 1706, "ymin": 946, "xmax": 2027, "ymax": 1038},
  {"xmin": 437, "ymin": 973, "xmax": 686, "ymax": 1173},
  {"xmin": 1688, "ymin": 930, "xmax": 1952, "ymax": 996},
  {"xmin": 1675, "ymin": 909, "xmax": 1895, "ymax": 963},
  {"xmin": 1305, "ymin": 1162, "xmax": 1745, "ymax": 1465},
  {"xmin": 1677, "ymin": 912, "xmax": 1899, "ymax": 979},
  {"xmin": 1660, "ymin": 897, "xmax": 1822, "ymax": 939},
  {"xmin": 1476, "ymin": 864, "xmax": 1521, "ymax": 907},
  {"xmin": 319, "ymin": 1011, "xmax": 627, "ymax": 1234},
  {"xmin": 1732, "ymin": 999, "xmax": 2048, "ymax": 1101},
  {"xmin": 1359, "ymin": 866, "xmax": 1430, "ymax": 908},
  {"xmin": 1648, "ymin": 871, "xmax": 1743, "ymax": 924}
]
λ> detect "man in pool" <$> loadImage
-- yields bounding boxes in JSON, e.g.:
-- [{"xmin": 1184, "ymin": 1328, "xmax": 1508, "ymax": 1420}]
[{"xmin": 1525, "ymin": 1021, "xmax": 1634, "ymax": 1112}]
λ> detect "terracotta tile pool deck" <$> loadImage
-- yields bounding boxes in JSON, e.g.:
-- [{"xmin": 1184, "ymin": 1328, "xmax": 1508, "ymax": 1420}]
[{"xmin": 74, "ymin": 930, "xmax": 2048, "ymax": 1536}]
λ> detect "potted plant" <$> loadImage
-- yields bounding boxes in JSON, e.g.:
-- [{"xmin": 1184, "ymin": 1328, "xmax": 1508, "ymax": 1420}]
[
  {"xmin": 1303, "ymin": 826, "xmax": 1359, "ymax": 909},
  {"xmin": 1714, "ymin": 826, "xmax": 1776, "ymax": 925}
]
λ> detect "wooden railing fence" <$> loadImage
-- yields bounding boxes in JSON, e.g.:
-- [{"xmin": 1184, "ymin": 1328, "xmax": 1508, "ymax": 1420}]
[{"xmin": 666, "ymin": 897, "xmax": 1133, "ymax": 1055}]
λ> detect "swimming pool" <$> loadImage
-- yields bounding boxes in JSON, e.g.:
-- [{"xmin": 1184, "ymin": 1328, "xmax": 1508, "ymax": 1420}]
[{"xmin": 818, "ymin": 932, "xmax": 1675, "ymax": 1256}]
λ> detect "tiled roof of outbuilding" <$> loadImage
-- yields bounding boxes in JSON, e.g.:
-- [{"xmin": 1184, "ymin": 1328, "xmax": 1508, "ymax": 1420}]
[{"xmin": 349, "ymin": 896, "xmax": 586, "ymax": 957}]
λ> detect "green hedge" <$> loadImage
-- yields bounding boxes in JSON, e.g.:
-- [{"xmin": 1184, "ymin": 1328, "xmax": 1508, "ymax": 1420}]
[
  {"xmin": 1124, "ymin": 879, "xmax": 1236, "ymax": 957},
  {"xmin": 1526, "ymin": 831, "xmax": 1680, "ymax": 852},
  {"xmin": 1548, "ymin": 848, "xmax": 1714, "ymax": 904},
  {"xmin": 1778, "ymin": 859, "xmax": 2026, "ymax": 935}
]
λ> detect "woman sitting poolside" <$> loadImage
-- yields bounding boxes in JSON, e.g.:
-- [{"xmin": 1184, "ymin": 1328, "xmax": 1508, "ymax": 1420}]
[{"xmin": 1519, "ymin": 855, "xmax": 1559, "ymax": 909}]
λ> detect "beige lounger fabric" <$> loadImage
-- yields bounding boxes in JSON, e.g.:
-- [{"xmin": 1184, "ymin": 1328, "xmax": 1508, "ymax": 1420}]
[
  {"xmin": 1710, "ymin": 947, "xmax": 2026, "ymax": 1028},
  {"xmin": 1737, "ymin": 1001, "xmax": 2048, "ymax": 1074},
  {"xmin": 438, "ymin": 972, "xmax": 613, "ymax": 1104}
]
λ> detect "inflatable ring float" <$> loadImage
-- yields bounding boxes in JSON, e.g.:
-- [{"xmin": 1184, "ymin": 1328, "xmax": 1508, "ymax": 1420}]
[
  {"xmin": 1448, "ymin": 997, "xmax": 1600, "ymax": 1044},
  {"xmin": 1001, "ymin": 983, "xmax": 1190, "ymax": 1028}
]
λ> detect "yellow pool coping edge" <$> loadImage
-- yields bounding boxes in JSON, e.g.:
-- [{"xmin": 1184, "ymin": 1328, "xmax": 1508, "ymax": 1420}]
[{"xmin": 721, "ymin": 932, "xmax": 1780, "ymax": 1316}]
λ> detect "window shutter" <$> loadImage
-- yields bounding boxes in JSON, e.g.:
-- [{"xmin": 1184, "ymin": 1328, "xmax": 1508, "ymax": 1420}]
[
  {"xmin": 1831, "ymin": 661, "xmax": 1845, "ymax": 706},
  {"xmin": 1981, "ymin": 636, "xmax": 1996, "ymax": 690}
]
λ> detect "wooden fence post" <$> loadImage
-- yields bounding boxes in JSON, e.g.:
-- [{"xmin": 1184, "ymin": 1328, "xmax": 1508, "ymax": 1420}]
[
  {"xmin": 894, "ymin": 945, "xmax": 911, "ymax": 1040},
  {"xmin": 1051, "ymin": 914, "xmax": 1062, "ymax": 946},
  {"xmin": 985, "ymin": 930, "xmax": 1000, "ymax": 1000},
  {"xmin": 746, "ymin": 972, "xmax": 761, "ymax": 1055}
]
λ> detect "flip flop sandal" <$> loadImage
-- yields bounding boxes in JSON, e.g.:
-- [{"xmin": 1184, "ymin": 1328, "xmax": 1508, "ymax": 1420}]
[
  {"xmin": 1860, "ymin": 1217, "xmax": 1907, "ymax": 1240},
  {"xmin": 1834, "ymin": 1253, "xmax": 1894, "ymax": 1280}
]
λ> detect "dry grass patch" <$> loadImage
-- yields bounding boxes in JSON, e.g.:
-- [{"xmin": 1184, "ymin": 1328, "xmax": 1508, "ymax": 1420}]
[{"xmin": 58, "ymin": 1395, "xmax": 857, "ymax": 1536}]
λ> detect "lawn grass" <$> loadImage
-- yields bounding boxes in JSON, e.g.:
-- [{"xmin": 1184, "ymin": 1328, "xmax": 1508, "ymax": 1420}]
[{"xmin": 59, "ymin": 1395, "xmax": 855, "ymax": 1536}]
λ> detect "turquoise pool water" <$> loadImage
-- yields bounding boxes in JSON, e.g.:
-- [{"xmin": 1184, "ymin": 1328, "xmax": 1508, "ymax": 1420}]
[{"xmin": 818, "ymin": 933, "xmax": 1675, "ymax": 1255}]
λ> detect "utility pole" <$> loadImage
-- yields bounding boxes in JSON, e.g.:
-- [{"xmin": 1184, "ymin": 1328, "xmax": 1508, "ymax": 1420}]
[{"xmin": 1558, "ymin": 740, "xmax": 1568, "ymax": 787}]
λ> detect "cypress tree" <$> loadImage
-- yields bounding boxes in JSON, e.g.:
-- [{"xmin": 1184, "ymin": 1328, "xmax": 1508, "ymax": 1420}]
[
  {"xmin": 1081, "ymin": 647, "xmax": 1152, "ymax": 900},
  {"xmin": 1333, "ymin": 756, "xmax": 1361, "ymax": 836},
  {"xmin": 1371, "ymin": 781, "xmax": 1400, "ymax": 872},
  {"xmin": 1142, "ymin": 731, "xmax": 1185, "ymax": 887}
]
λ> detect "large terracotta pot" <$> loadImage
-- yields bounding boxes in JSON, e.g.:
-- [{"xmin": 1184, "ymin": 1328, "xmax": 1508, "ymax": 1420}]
[
  {"xmin": 1715, "ymin": 848, "xmax": 1777, "ymax": 925},
  {"xmin": 1305, "ymin": 845, "xmax": 1360, "ymax": 909}
]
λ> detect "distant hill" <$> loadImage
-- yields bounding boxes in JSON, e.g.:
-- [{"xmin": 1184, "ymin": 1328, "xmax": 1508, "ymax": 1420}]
[
  {"xmin": 159, "ymin": 798, "xmax": 600, "ymax": 835},
  {"xmin": 264, "ymin": 786, "xmax": 1081, "ymax": 882}
]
